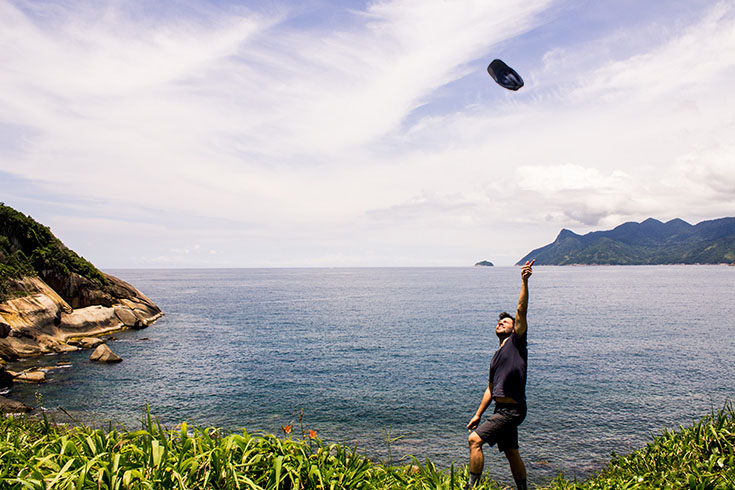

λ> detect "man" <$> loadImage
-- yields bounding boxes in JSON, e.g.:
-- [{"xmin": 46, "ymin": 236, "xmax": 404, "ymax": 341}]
[{"xmin": 466, "ymin": 259, "xmax": 534, "ymax": 490}]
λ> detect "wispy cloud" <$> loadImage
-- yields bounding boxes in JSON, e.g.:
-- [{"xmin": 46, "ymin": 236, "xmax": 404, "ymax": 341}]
[
  {"xmin": 381, "ymin": 2, "xmax": 735, "ymax": 231},
  {"xmin": 1, "ymin": 0, "xmax": 734, "ymax": 266}
]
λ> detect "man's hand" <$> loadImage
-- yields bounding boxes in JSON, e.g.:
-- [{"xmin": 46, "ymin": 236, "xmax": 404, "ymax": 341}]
[
  {"xmin": 521, "ymin": 259, "xmax": 534, "ymax": 281},
  {"xmin": 467, "ymin": 414, "xmax": 482, "ymax": 431},
  {"xmin": 469, "ymin": 387, "xmax": 492, "ymax": 431}
]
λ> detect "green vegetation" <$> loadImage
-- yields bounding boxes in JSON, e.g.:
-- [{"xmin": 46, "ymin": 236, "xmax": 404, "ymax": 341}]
[
  {"xmin": 2, "ymin": 405, "xmax": 734, "ymax": 489},
  {"xmin": 548, "ymin": 405, "xmax": 735, "ymax": 489},
  {"xmin": 0, "ymin": 203, "xmax": 108, "ymax": 302},
  {"xmin": 0, "ymin": 234, "xmax": 36, "ymax": 300},
  {"xmin": 517, "ymin": 217, "xmax": 735, "ymax": 265},
  {"xmin": 0, "ymin": 410, "xmax": 479, "ymax": 490}
]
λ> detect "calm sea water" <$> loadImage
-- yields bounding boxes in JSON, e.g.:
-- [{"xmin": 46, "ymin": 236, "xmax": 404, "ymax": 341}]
[{"xmin": 7, "ymin": 266, "xmax": 735, "ymax": 486}]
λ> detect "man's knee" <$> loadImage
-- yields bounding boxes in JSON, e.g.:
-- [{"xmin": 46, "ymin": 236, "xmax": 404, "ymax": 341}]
[{"xmin": 468, "ymin": 432, "xmax": 484, "ymax": 449}]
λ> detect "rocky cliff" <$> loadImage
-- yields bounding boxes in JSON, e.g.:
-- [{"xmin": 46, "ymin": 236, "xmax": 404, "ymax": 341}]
[
  {"xmin": 0, "ymin": 204, "xmax": 162, "ymax": 362},
  {"xmin": 0, "ymin": 274, "xmax": 161, "ymax": 361}
]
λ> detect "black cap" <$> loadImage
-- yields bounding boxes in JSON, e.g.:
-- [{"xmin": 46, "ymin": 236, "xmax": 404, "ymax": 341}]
[{"xmin": 487, "ymin": 59, "xmax": 524, "ymax": 91}]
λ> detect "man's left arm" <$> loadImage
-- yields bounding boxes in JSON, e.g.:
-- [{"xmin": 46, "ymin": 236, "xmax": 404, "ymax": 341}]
[{"xmin": 514, "ymin": 259, "xmax": 534, "ymax": 336}]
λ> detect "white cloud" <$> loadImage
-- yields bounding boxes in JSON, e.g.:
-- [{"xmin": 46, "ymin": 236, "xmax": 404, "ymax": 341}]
[
  {"xmin": 0, "ymin": 0, "xmax": 552, "ymax": 214},
  {"xmin": 664, "ymin": 142, "xmax": 735, "ymax": 211},
  {"xmin": 389, "ymin": 2, "xmax": 735, "ymax": 233},
  {"xmin": 517, "ymin": 164, "xmax": 630, "ymax": 194},
  {"xmin": 569, "ymin": 3, "xmax": 735, "ymax": 104},
  {"xmin": 1, "ymin": 0, "xmax": 734, "ymax": 266}
]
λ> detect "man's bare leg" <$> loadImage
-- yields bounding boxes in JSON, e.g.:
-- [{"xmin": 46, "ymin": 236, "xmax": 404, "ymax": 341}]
[
  {"xmin": 504, "ymin": 449, "xmax": 527, "ymax": 490},
  {"xmin": 467, "ymin": 432, "xmax": 485, "ymax": 487}
]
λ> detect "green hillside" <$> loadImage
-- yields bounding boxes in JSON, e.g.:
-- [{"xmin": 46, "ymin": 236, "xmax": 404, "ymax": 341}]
[
  {"xmin": 0, "ymin": 203, "xmax": 108, "ymax": 302},
  {"xmin": 518, "ymin": 217, "xmax": 735, "ymax": 265}
]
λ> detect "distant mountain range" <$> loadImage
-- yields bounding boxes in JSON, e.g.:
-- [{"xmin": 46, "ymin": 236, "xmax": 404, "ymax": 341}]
[{"xmin": 516, "ymin": 217, "xmax": 735, "ymax": 265}]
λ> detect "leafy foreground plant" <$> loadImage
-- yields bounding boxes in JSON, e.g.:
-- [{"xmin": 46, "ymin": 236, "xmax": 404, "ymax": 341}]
[
  {"xmin": 2, "ymin": 405, "xmax": 734, "ymax": 490},
  {"xmin": 0, "ymin": 410, "xmax": 488, "ymax": 490},
  {"xmin": 547, "ymin": 404, "xmax": 735, "ymax": 490}
]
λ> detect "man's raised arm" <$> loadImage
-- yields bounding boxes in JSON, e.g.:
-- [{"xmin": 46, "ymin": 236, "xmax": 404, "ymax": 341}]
[{"xmin": 514, "ymin": 259, "xmax": 534, "ymax": 336}]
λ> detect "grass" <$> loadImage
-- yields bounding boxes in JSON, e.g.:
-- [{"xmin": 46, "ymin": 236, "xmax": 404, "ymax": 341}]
[
  {"xmin": 546, "ymin": 403, "xmax": 735, "ymax": 490},
  {"xmin": 1, "ymin": 405, "xmax": 733, "ymax": 489},
  {"xmin": 0, "ymin": 410, "xmax": 477, "ymax": 490}
]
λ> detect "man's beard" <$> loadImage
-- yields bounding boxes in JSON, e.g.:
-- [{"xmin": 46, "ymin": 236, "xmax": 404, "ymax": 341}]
[{"xmin": 496, "ymin": 330, "xmax": 511, "ymax": 341}]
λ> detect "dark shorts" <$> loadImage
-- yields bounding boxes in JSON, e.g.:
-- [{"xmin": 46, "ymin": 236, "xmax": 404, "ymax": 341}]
[{"xmin": 474, "ymin": 403, "xmax": 526, "ymax": 452}]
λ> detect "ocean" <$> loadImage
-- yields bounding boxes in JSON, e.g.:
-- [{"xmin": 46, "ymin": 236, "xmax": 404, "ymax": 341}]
[{"xmin": 6, "ymin": 266, "xmax": 735, "ymax": 486}]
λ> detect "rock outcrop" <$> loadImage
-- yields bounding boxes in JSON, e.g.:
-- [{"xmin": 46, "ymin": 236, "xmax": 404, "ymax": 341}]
[
  {"xmin": 0, "ymin": 275, "xmax": 161, "ymax": 361},
  {"xmin": 0, "ymin": 204, "xmax": 162, "ymax": 362},
  {"xmin": 7, "ymin": 368, "xmax": 46, "ymax": 383},
  {"xmin": 0, "ymin": 365, "xmax": 13, "ymax": 389},
  {"xmin": 68, "ymin": 337, "xmax": 106, "ymax": 349},
  {"xmin": 90, "ymin": 344, "xmax": 122, "ymax": 363},
  {"xmin": 0, "ymin": 395, "xmax": 32, "ymax": 414}
]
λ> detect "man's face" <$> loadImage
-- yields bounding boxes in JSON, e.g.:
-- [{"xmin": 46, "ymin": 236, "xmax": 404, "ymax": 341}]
[{"xmin": 496, "ymin": 317, "xmax": 514, "ymax": 338}]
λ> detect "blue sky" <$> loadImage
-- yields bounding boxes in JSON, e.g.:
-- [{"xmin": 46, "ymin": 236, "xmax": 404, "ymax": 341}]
[{"xmin": 1, "ymin": 0, "xmax": 734, "ymax": 267}]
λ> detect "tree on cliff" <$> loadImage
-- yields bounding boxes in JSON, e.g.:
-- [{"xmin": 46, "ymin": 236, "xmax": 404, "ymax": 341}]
[{"xmin": 0, "ymin": 203, "xmax": 108, "ymax": 303}]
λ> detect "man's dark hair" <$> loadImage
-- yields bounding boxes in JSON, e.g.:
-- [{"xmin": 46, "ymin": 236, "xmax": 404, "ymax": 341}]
[{"xmin": 498, "ymin": 311, "xmax": 515, "ymax": 324}]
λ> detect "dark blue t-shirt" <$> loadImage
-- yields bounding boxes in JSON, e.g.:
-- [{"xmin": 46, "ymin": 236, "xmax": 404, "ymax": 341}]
[{"xmin": 488, "ymin": 331, "xmax": 527, "ymax": 405}]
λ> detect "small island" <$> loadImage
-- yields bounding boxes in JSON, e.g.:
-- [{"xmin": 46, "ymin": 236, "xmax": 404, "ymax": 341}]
[{"xmin": 474, "ymin": 260, "xmax": 494, "ymax": 267}]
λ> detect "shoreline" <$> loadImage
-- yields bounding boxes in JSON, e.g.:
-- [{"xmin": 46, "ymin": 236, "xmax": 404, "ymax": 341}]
[
  {"xmin": 1, "ymin": 272, "xmax": 163, "ymax": 414},
  {"xmin": 1, "ymin": 315, "xmax": 163, "ymax": 414}
]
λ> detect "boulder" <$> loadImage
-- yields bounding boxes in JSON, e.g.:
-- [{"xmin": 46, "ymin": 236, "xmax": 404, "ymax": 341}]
[
  {"xmin": 0, "ymin": 279, "xmax": 68, "ymax": 333},
  {"xmin": 0, "ymin": 321, "xmax": 10, "ymax": 338},
  {"xmin": 37, "ymin": 335, "xmax": 78, "ymax": 354},
  {"xmin": 80, "ymin": 337, "xmax": 106, "ymax": 349},
  {"xmin": 0, "ymin": 366, "xmax": 13, "ymax": 389},
  {"xmin": 42, "ymin": 270, "xmax": 116, "ymax": 309},
  {"xmin": 114, "ymin": 306, "xmax": 140, "ymax": 327},
  {"xmin": 68, "ymin": 336, "xmax": 106, "ymax": 349},
  {"xmin": 90, "ymin": 344, "xmax": 122, "ymax": 363},
  {"xmin": 0, "ymin": 339, "xmax": 19, "ymax": 361},
  {"xmin": 56, "ymin": 343, "xmax": 79, "ymax": 353},
  {"xmin": 2, "ymin": 335, "xmax": 47, "ymax": 357},
  {"xmin": 0, "ymin": 395, "xmax": 32, "ymax": 414},
  {"xmin": 9, "ymin": 369, "xmax": 46, "ymax": 383},
  {"xmin": 59, "ymin": 305, "xmax": 122, "ymax": 336}
]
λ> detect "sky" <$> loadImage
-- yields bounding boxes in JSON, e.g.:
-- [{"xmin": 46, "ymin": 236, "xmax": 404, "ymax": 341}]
[{"xmin": 1, "ymin": 0, "xmax": 734, "ymax": 267}]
